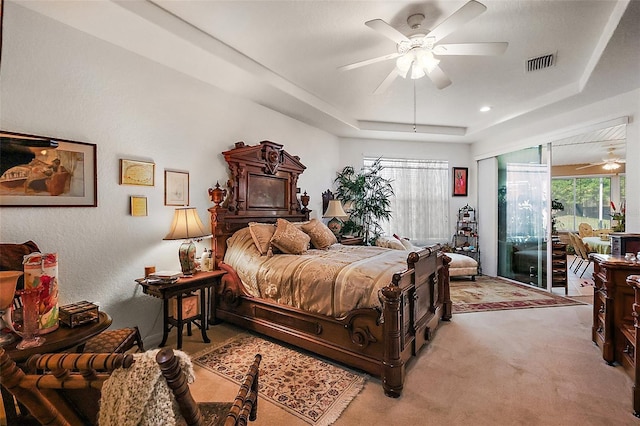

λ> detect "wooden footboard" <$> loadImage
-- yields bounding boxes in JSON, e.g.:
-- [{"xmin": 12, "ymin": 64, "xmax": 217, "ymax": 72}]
[{"xmin": 214, "ymin": 245, "xmax": 451, "ymax": 398}]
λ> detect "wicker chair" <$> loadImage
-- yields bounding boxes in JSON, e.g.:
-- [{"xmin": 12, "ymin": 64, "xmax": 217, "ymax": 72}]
[
  {"xmin": 570, "ymin": 232, "xmax": 593, "ymax": 278},
  {"xmin": 0, "ymin": 349, "xmax": 134, "ymax": 425},
  {"xmin": 156, "ymin": 348, "xmax": 262, "ymax": 426},
  {"xmin": 578, "ymin": 223, "xmax": 594, "ymax": 238},
  {"xmin": 0, "ymin": 348, "xmax": 261, "ymax": 426}
]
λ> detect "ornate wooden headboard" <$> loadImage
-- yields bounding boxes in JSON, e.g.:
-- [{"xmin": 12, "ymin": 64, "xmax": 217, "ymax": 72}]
[{"xmin": 208, "ymin": 140, "xmax": 310, "ymax": 267}]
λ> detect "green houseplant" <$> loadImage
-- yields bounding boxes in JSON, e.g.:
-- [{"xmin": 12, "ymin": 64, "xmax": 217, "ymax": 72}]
[{"xmin": 334, "ymin": 159, "xmax": 394, "ymax": 245}]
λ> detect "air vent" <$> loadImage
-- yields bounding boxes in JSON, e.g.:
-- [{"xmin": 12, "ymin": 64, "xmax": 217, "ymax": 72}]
[{"xmin": 526, "ymin": 53, "xmax": 555, "ymax": 72}]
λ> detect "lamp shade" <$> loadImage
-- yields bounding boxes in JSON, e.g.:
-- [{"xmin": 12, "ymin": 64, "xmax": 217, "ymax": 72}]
[
  {"xmin": 323, "ymin": 200, "xmax": 348, "ymax": 218},
  {"xmin": 163, "ymin": 207, "xmax": 211, "ymax": 241}
]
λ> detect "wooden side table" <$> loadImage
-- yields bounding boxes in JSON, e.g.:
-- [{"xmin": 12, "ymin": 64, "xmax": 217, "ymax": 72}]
[
  {"xmin": 136, "ymin": 270, "xmax": 225, "ymax": 349},
  {"xmin": 340, "ymin": 236, "xmax": 364, "ymax": 245}
]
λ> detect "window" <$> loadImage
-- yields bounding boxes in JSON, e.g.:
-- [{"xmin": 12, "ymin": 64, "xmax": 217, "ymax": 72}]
[
  {"xmin": 551, "ymin": 176, "xmax": 614, "ymax": 231},
  {"xmin": 364, "ymin": 157, "xmax": 449, "ymax": 242}
]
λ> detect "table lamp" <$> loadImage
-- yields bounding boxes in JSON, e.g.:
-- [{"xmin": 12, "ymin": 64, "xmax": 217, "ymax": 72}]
[
  {"xmin": 164, "ymin": 207, "xmax": 212, "ymax": 276},
  {"xmin": 323, "ymin": 200, "xmax": 348, "ymax": 236}
]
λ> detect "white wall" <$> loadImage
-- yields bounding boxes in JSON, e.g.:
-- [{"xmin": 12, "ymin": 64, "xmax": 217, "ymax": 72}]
[
  {"xmin": 338, "ymin": 137, "xmax": 475, "ymax": 239},
  {"xmin": 0, "ymin": 4, "xmax": 339, "ymax": 346}
]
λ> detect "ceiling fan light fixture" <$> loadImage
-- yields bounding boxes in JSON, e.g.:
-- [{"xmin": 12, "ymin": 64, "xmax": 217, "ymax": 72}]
[
  {"xmin": 417, "ymin": 50, "xmax": 440, "ymax": 73},
  {"xmin": 602, "ymin": 162, "xmax": 621, "ymax": 170},
  {"xmin": 396, "ymin": 53, "xmax": 413, "ymax": 74},
  {"xmin": 410, "ymin": 63, "xmax": 426, "ymax": 79}
]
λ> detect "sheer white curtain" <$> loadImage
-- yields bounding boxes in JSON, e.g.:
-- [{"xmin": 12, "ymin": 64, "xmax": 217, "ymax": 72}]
[{"xmin": 364, "ymin": 157, "xmax": 449, "ymax": 242}]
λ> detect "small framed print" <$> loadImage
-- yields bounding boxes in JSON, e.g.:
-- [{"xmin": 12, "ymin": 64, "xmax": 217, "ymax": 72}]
[
  {"xmin": 130, "ymin": 196, "xmax": 148, "ymax": 216},
  {"xmin": 165, "ymin": 170, "xmax": 189, "ymax": 206},
  {"xmin": 453, "ymin": 167, "xmax": 468, "ymax": 197},
  {"xmin": 120, "ymin": 159, "xmax": 155, "ymax": 186}
]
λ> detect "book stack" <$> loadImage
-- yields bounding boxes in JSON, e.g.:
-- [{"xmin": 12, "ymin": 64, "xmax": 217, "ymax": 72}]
[{"xmin": 145, "ymin": 271, "xmax": 183, "ymax": 284}]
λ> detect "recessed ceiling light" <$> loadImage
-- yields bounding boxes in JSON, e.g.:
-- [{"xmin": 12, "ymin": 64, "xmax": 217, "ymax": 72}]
[{"xmin": 480, "ymin": 106, "xmax": 491, "ymax": 112}]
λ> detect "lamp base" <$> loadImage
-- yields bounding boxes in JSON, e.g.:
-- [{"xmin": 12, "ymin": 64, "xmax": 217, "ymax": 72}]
[
  {"xmin": 327, "ymin": 217, "xmax": 343, "ymax": 236},
  {"xmin": 179, "ymin": 241, "xmax": 197, "ymax": 276}
]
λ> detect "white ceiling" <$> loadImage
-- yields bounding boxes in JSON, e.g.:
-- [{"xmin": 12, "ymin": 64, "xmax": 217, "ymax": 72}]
[{"xmin": 13, "ymin": 0, "xmax": 640, "ymax": 158}]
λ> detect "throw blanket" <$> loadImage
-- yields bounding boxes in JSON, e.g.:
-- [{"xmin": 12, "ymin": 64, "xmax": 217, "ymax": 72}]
[
  {"xmin": 98, "ymin": 349, "xmax": 194, "ymax": 426},
  {"xmin": 224, "ymin": 227, "xmax": 411, "ymax": 317}
]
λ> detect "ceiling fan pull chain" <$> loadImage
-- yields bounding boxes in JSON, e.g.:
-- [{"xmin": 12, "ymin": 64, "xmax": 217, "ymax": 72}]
[{"xmin": 413, "ymin": 81, "xmax": 417, "ymax": 133}]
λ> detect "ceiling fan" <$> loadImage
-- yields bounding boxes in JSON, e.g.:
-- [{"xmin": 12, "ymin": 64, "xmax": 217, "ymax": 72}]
[
  {"xmin": 339, "ymin": 0, "xmax": 508, "ymax": 94},
  {"xmin": 576, "ymin": 148, "xmax": 626, "ymax": 170}
]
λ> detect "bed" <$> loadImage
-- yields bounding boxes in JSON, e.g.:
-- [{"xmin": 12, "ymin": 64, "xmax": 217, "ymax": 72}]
[{"xmin": 208, "ymin": 140, "xmax": 452, "ymax": 397}]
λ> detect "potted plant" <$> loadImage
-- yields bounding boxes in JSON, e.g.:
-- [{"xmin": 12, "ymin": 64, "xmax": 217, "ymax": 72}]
[
  {"xmin": 551, "ymin": 199, "xmax": 564, "ymax": 235},
  {"xmin": 334, "ymin": 159, "xmax": 394, "ymax": 245}
]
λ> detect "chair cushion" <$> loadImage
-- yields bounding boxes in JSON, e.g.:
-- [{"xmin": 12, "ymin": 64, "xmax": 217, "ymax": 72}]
[
  {"xmin": 447, "ymin": 253, "xmax": 479, "ymax": 277},
  {"xmin": 83, "ymin": 327, "xmax": 140, "ymax": 353}
]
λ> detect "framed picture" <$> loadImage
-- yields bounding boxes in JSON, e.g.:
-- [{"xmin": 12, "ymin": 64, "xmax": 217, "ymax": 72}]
[
  {"xmin": 120, "ymin": 159, "xmax": 155, "ymax": 186},
  {"xmin": 453, "ymin": 167, "xmax": 468, "ymax": 197},
  {"xmin": 0, "ymin": 130, "xmax": 97, "ymax": 207},
  {"xmin": 130, "ymin": 196, "xmax": 148, "ymax": 217},
  {"xmin": 165, "ymin": 170, "xmax": 189, "ymax": 206}
]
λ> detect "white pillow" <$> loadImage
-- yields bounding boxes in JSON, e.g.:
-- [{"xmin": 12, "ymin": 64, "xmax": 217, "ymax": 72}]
[{"xmin": 375, "ymin": 236, "xmax": 406, "ymax": 250}]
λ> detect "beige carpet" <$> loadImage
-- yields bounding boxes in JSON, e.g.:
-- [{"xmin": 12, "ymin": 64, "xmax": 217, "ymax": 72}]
[
  {"xmin": 191, "ymin": 333, "xmax": 366, "ymax": 426},
  {"xmin": 174, "ymin": 302, "xmax": 635, "ymax": 425},
  {"xmin": 451, "ymin": 276, "xmax": 585, "ymax": 313}
]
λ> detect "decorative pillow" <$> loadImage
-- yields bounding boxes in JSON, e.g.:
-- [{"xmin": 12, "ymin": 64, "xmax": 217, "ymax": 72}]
[
  {"xmin": 292, "ymin": 221, "xmax": 310, "ymax": 229},
  {"xmin": 248, "ymin": 222, "xmax": 276, "ymax": 255},
  {"xmin": 301, "ymin": 218, "xmax": 337, "ymax": 249},
  {"xmin": 375, "ymin": 236, "xmax": 405, "ymax": 250},
  {"xmin": 399, "ymin": 239, "xmax": 415, "ymax": 251},
  {"xmin": 270, "ymin": 218, "xmax": 310, "ymax": 255}
]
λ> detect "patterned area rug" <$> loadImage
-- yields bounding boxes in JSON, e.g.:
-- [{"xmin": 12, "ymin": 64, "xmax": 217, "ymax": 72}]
[
  {"xmin": 192, "ymin": 334, "xmax": 366, "ymax": 426},
  {"xmin": 451, "ymin": 276, "xmax": 585, "ymax": 313}
]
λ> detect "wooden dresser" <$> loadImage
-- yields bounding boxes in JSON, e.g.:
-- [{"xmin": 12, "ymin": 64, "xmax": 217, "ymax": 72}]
[
  {"xmin": 625, "ymin": 274, "xmax": 640, "ymax": 417},
  {"xmin": 591, "ymin": 254, "xmax": 640, "ymax": 364},
  {"xmin": 591, "ymin": 254, "xmax": 640, "ymax": 417}
]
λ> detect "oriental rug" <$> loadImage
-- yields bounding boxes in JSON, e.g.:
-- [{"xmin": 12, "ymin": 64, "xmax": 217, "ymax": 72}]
[
  {"xmin": 451, "ymin": 276, "xmax": 585, "ymax": 313},
  {"xmin": 192, "ymin": 333, "xmax": 367, "ymax": 426}
]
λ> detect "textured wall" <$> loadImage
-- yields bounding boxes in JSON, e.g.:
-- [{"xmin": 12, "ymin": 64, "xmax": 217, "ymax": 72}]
[{"xmin": 0, "ymin": 3, "xmax": 339, "ymax": 346}]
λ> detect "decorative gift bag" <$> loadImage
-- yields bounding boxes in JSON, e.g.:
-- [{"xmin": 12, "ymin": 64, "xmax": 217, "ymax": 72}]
[{"xmin": 23, "ymin": 252, "xmax": 59, "ymax": 334}]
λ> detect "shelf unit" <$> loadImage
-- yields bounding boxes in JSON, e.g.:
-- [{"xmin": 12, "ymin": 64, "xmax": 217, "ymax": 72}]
[
  {"xmin": 452, "ymin": 204, "xmax": 480, "ymax": 272},
  {"xmin": 550, "ymin": 240, "xmax": 568, "ymax": 294}
]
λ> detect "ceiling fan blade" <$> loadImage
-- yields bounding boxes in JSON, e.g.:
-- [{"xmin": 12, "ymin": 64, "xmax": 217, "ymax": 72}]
[
  {"xmin": 428, "ymin": 0, "xmax": 487, "ymax": 43},
  {"xmin": 575, "ymin": 163, "xmax": 602, "ymax": 170},
  {"xmin": 374, "ymin": 68, "xmax": 400, "ymax": 95},
  {"xmin": 365, "ymin": 19, "xmax": 410, "ymax": 44},
  {"xmin": 338, "ymin": 52, "xmax": 402, "ymax": 71},
  {"xmin": 433, "ymin": 42, "xmax": 508, "ymax": 56},
  {"xmin": 426, "ymin": 64, "xmax": 452, "ymax": 89}
]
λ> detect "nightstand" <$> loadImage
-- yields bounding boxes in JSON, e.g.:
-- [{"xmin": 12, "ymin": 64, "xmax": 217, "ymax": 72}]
[
  {"xmin": 135, "ymin": 270, "xmax": 225, "ymax": 349},
  {"xmin": 340, "ymin": 236, "xmax": 364, "ymax": 245}
]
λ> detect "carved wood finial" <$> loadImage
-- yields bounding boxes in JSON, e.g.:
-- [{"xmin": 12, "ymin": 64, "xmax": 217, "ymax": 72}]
[{"xmin": 208, "ymin": 181, "xmax": 227, "ymax": 207}]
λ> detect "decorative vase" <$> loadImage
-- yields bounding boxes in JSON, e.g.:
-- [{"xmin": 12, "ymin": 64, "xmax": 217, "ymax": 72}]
[
  {"xmin": 23, "ymin": 252, "xmax": 59, "ymax": 334},
  {"xmin": 16, "ymin": 286, "xmax": 45, "ymax": 350}
]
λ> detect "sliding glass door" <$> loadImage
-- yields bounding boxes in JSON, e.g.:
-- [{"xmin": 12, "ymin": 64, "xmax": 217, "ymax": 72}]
[{"xmin": 497, "ymin": 146, "xmax": 549, "ymax": 288}]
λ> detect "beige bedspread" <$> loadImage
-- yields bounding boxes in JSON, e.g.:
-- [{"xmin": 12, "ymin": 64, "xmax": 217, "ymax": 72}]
[{"xmin": 224, "ymin": 228, "xmax": 410, "ymax": 317}]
